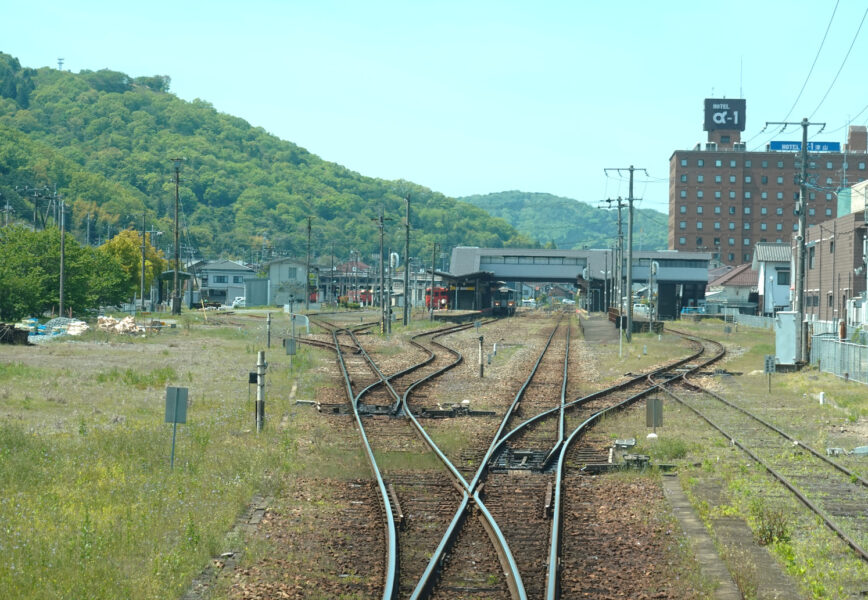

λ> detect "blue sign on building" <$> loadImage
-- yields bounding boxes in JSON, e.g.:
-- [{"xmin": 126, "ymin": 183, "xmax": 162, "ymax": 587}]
[{"xmin": 769, "ymin": 141, "xmax": 841, "ymax": 152}]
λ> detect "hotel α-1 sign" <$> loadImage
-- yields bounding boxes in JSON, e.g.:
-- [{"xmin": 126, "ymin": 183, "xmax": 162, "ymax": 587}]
[{"xmin": 704, "ymin": 98, "xmax": 746, "ymax": 131}]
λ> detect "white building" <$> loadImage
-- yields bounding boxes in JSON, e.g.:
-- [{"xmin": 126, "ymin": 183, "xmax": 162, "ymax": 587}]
[{"xmin": 752, "ymin": 243, "xmax": 792, "ymax": 316}]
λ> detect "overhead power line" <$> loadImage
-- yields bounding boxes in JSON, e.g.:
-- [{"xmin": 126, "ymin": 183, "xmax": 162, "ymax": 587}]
[
  {"xmin": 783, "ymin": 0, "xmax": 839, "ymax": 122},
  {"xmin": 810, "ymin": 5, "xmax": 868, "ymax": 119}
]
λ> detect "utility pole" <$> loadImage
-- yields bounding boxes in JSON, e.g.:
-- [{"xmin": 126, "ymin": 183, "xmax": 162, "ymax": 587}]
[
  {"xmin": 305, "ymin": 216, "xmax": 313, "ymax": 311},
  {"xmin": 430, "ymin": 242, "xmax": 439, "ymax": 320},
  {"xmin": 141, "ymin": 212, "xmax": 147, "ymax": 312},
  {"xmin": 403, "ymin": 194, "xmax": 411, "ymax": 326},
  {"xmin": 171, "ymin": 158, "xmax": 184, "ymax": 315},
  {"xmin": 372, "ymin": 207, "xmax": 393, "ymax": 333},
  {"xmin": 59, "ymin": 197, "xmax": 65, "ymax": 316},
  {"xmin": 604, "ymin": 167, "xmax": 646, "ymax": 342},
  {"xmin": 765, "ymin": 118, "xmax": 825, "ymax": 364},
  {"xmin": 601, "ymin": 197, "xmax": 625, "ymax": 318}
]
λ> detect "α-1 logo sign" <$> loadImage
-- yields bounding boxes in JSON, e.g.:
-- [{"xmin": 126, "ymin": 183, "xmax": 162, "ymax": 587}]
[{"xmin": 704, "ymin": 98, "xmax": 746, "ymax": 132}]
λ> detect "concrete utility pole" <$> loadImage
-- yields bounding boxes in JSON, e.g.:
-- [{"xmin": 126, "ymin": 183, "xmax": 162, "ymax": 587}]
[
  {"xmin": 766, "ymin": 118, "xmax": 825, "ymax": 364},
  {"xmin": 140, "ymin": 212, "xmax": 147, "ymax": 311},
  {"xmin": 604, "ymin": 168, "xmax": 646, "ymax": 342},
  {"xmin": 403, "ymin": 194, "xmax": 411, "ymax": 326},
  {"xmin": 601, "ymin": 197, "xmax": 625, "ymax": 318},
  {"xmin": 59, "ymin": 197, "xmax": 65, "ymax": 316},
  {"xmin": 305, "ymin": 216, "xmax": 313, "ymax": 311},
  {"xmin": 376, "ymin": 207, "xmax": 387, "ymax": 333},
  {"xmin": 171, "ymin": 158, "xmax": 184, "ymax": 315},
  {"xmin": 430, "ymin": 242, "xmax": 439, "ymax": 320}
]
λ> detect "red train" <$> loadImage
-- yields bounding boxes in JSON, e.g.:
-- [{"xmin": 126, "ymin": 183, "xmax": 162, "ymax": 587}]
[
  {"xmin": 347, "ymin": 289, "xmax": 373, "ymax": 304},
  {"xmin": 425, "ymin": 286, "xmax": 449, "ymax": 310}
]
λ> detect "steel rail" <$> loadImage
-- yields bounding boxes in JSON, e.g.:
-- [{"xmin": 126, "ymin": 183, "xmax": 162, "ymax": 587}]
[
  {"xmin": 543, "ymin": 326, "xmax": 724, "ymax": 599},
  {"xmin": 407, "ymin": 319, "xmax": 568, "ymax": 600},
  {"xmin": 331, "ymin": 328, "xmax": 399, "ymax": 600},
  {"xmin": 677, "ymin": 376, "xmax": 868, "ymax": 488},
  {"xmin": 658, "ymin": 381, "xmax": 868, "ymax": 563},
  {"xmin": 543, "ymin": 320, "xmax": 571, "ymax": 466}
]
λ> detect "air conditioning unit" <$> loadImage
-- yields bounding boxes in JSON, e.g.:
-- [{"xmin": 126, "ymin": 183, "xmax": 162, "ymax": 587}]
[
  {"xmin": 706, "ymin": 142, "xmax": 717, "ymax": 151},
  {"xmin": 733, "ymin": 142, "xmax": 746, "ymax": 151}
]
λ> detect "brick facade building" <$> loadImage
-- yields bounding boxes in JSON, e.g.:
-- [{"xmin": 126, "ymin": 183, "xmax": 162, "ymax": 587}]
[{"xmin": 669, "ymin": 99, "xmax": 868, "ymax": 266}]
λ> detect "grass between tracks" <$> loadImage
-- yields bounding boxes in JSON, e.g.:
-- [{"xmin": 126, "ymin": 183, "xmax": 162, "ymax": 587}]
[{"xmin": 594, "ymin": 317, "xmax": 868, "ymax": 599}]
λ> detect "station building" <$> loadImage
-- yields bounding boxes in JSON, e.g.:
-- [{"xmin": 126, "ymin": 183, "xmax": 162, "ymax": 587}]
[{"xmin": 669, "ymin": 98, "xmax": 868, "ymax": 266}]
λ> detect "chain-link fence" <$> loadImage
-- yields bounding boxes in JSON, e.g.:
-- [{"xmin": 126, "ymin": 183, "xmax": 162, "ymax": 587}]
[{"xmin": 811, "ymin": 334, "xmax": 868, "ymax": 384}]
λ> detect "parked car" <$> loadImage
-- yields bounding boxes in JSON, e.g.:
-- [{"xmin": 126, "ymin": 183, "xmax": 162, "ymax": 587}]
[{"xmin": 633, "ymin": 303, "xmax": 650, "ymax": 317}]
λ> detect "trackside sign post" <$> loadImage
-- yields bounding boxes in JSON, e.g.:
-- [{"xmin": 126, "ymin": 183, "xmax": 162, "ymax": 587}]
[{"xmin": 165, "ymin": 386, "xmax": 189, "ymax": 469}]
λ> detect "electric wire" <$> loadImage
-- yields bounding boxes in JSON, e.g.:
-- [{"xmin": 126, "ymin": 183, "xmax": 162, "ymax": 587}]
[
  {"xmin": 783, "ymin": 0, "xmax": 839, "ymax": 122},
  {"xmin": 810, "ymin": 5, "xmax": 868, "ymax": 119}
]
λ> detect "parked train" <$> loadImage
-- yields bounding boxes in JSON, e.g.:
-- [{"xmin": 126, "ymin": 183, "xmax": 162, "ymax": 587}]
[
  {"xmin": 425, "ymin": 286, "xmax": 449, "ymax": 310},
  {"xmin": 491, "ymin": 286, "xmax": 516, "ymax": 316}
]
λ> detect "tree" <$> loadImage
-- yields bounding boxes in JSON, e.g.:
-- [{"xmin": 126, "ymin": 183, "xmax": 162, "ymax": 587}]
[
  {"xmin": 99, "ymin": 229, "xmax": 166, "ymax": 299},
  {"xmin": 0, "ymin": 226, "xmax": 128, "ymax": 321}
]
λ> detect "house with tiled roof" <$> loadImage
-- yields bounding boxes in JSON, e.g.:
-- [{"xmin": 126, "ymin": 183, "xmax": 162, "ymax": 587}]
[{"xmin": 705, "ymin": 263, "xmax": 758, "ymax": 315}]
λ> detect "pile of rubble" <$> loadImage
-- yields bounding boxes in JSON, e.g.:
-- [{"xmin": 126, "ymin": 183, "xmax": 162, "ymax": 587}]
[{"xmin": 97, "ymin": 315, "xmax": 142, "ymax": 334}]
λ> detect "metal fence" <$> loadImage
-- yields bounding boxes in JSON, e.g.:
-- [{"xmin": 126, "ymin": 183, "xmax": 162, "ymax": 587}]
[
  {"xmin": 732, "ymin": 313, "xmax": 775, "ymax": 329},
  {"xmin": 811, "ymin": 334, "xmax": 868, "ymax": 385}
]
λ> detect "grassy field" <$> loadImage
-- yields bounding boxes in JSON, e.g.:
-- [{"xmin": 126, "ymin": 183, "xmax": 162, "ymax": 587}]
[{"xmin": 0, "ymin": 310, "xmax": 337, "ymax": 599}]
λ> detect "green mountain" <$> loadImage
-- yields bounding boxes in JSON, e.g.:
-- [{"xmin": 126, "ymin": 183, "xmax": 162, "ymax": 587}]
[
  {"xmin": 0, "ymin": 52, "xmax": 533, "ymax": 264},
  {"xmin": 460, "ymin": 191, "xmax": 669, "ymax": 251}
]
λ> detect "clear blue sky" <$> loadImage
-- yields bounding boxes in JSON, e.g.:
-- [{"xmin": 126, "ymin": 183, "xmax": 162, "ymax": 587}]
[{"xmin": 4, "ymin": 1, "xmax": 868, "ymax": 213}]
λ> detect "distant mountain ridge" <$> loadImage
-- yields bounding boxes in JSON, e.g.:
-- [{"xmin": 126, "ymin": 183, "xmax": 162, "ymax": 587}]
[{"xmin": 459, "ymin": 191, "xmax": 668, "ymax": 251}]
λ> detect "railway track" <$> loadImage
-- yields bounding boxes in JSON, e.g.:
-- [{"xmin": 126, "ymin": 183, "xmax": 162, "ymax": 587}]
[{"xmin": 652, "ymin": 335, "xmax": 868, "ymax": 564}]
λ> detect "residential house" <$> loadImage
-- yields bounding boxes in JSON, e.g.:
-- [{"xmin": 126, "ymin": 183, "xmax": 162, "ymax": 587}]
[
  {"xmin": 752, "ymin": 243, "xmax": 792, "ymax": 316},
  {"xmin": 195, "ymin": 259, "xmax": 255, "ymax": 305},
  {"xmin": 705, "ymin": 263, "xmax": 758, "ymax": 315},
  {"xmin": 267, "ymin": 257, "xmax": 314, "ymax": 306}
]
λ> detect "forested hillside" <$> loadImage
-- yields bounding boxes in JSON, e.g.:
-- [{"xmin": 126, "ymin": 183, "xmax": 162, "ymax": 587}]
[
  {"xmin": 0, "ymin": 53, "xmax": 533, "ymax": 264},
  {"xmin": 461, "ymin": 191, "xmax": 669, "ymax": 251}
]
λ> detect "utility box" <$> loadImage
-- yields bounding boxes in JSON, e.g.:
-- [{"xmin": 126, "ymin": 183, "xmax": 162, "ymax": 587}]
[{"xmin": 774, "ymin": 311, "xmax": 798, "ymax": 366}]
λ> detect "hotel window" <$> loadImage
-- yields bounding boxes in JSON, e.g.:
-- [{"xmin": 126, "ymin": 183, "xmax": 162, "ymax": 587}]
[
  {"xmin": 697, "ymin": 159, "xmax": 705, "ymax": 167},
  {"xmin": 714, "ymin": 222, "xmax": 721, "ymax": 230},
  {"xmin": 745, "ymin": 160, "xmax": 752, "ymax": 167},
  {"xmin": 760, "ymin": 207, "xmax": 767, "ymax": 215},
  {"xmin": 808, "ymin": 208, "xmax": 815, "ymax": 216},
  {"xmin": 744, "ymin": 206, "xmax": 751, "ymax": 214},
  {"xmin": 729, "ymin": 222, "xmax": 736, "ymax": 230},
  {"xmin": 776, "ymin": 223, "xmax": 783, "ymax": 231},
  {"xmin": 697, "ymin": 221, "xmax": 703, "ymax": 229},
  {"xmin": 826, "ymin": 193, "xmax": 833, "ymax": 200},
  {"xmin": 761, "ymin": 175, "xmax": 768, "ymax": 184},
  {"xmin": 728, "ymin": 238, "xmax": 735, "ymax": 246},
  {"xmin": 678, "ymin": 237, "xmax": 686, "ymax": 245},
  {"xmin": 680, "ymin": 205, "xmax": 687, "ymax": 214},
  {"xmin": 776, "ymin": 207, "xmax": 783, "ymax": 215},
  {"xmin": 859, "ymin": 162, "xmax": 866, "ymax": 170},
  {"xmin": 679, "ymin": 221, "xmax": 687, "ymax": 229},
  {"xmin": 743, "ymin": 223, "xmax": 750, "ymax": 230},
  {"xmin": 696, "ymin": 206, "xmax": 704, "ymax": 214},
  {"xmin": 680, "ymin": 190, "xmax": 687, "ymax": 198},
  {"xmin": 826, "ymin": 161, "xmax": 833, "ymax": 169},
  {"xmin": 745, "ymin": 176, "xmax": 752, "ymax": 183},
  {"xmin": 714, "ymin": 190, "xmax": 722, "ymax": 199},
  {"xmin": 825, "ymin": 208, "xmax": 832, "ymax": 216},
  {"xmin": 744, "ymin": 253, "xmax": 752, "ymax": 262},
  {"xmin": 714, "ymin": 237, "xmax": 721, "ymax": 245},
  {"xmin": 777, "ymin": 161, "xmax": 784, "ymax": 168},
  {"xmin": 714, "ymin": 159, "xmax": 722, "ymax": 167},
  {"xmin": 715, "ymin": 175, "xmax": 722, "ymax": 183},
  {"xmin": 793, "ymin": 224, "xmax": 798, "ymax": 231},
  {"xmin": 697, "ymin": 190, "xmax": 704, "ymax": 198},
  {"xmin": 743, "ymin": 238, "xmax": 751, "ymax": 246},
  {"xmin": 730, "ymin": 160, "xmax": 737, "ymax": 167},
  {"xmin": 729, "ymin": 191, "xmax": 736, "ymax": 199},
  {"xmin": 760, "ymin": 223, "xmax": 767, "ymax": 231},
  {"xmin": 826, "ymin": 177, "xmax": 833, "ymax": 184},
  {"xmin": 680, "ymin": 174, "xmax": 687, "ymax": 182},
  {"xmin": 681, "ymin": 158, "xmax": 687, "ymax": 167},
  {"xmin": 776, "ymin": 176, "xmax": 784, "ymax": 184},
  {"xmin": 761, "ymin": 192, "xmax": 768, "ymax": 199},
  {"xmin": 697, "ymin": 174, "xmax": 704, "ymax": 182},
  {"xmin": 696, "ymin": 237, "xmax": 703, "ymax": 245},
  {"xmin": 809, "ymin": 192, "xmax": 816, "ymax": 200},
  {"xmin": 729, "ymin": 206, "xmax": 736, "ymax": 214},
  {"xmin": 762, "ymin": 160, "xmax": 768, "ymax": 168},
  {"xmin": 729, "ymin": 175, "xmax": 736, "ymax": 183},
  {"xmin": 744, "ymin": 191, "xmax": 751, "ymax": 199},
  {"xmin": 777, "ymin": 192, "xmax": 784, "ymax": 199}
]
